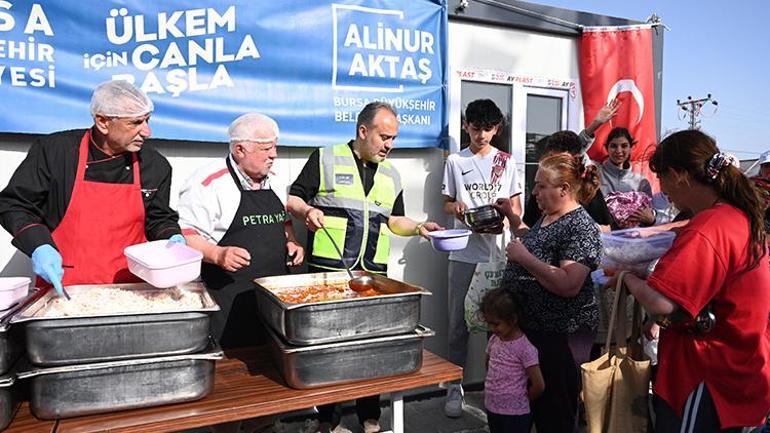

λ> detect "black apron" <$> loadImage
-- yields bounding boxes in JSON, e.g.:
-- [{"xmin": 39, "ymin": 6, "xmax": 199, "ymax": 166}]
[{"xmin": 201, "ymin": 158, "xmax": 288, "ymax": 349}]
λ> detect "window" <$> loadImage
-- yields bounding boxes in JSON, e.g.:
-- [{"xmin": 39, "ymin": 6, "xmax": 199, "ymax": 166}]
[
  {"xmin": 524, "ymin": 90, "xmax": 567, "ymax": 198},
  {"xmin": 459, "ymin": 81, "xmax": 512, "ymax": 153},
  {"xmin": 449, "ymin": 69, "xmax": 576, "ymax": 202}
]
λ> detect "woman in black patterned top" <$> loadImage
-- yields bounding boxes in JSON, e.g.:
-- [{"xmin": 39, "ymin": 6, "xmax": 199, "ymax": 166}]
[{"xmin": 494, "ymin": 153, "xmax": 602, "ymax": 433}]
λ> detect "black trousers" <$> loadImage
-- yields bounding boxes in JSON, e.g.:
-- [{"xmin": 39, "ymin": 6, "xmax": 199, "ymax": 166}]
[
  {"xmin": 654, "ymin": 383, "xmax": 753, "ymax": 433},
  {"xmin": 317, "ymin": 396, "xmax": 381, "ymax": 427},
  {"xmin": 486, "ymin": 410, "xmax": 531, "ymax": 433},
  {"xmin": 524, "ymin": 326, "xmax": 594, "ymax": 433}
]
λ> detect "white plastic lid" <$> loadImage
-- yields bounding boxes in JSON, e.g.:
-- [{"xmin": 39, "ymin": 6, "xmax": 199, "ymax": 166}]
[
  {"xmin": 124, "ymin": 241, "xmax": 203, "ymax": 270},
  {"xmin": 0, "ymin": 277, "xmax": 31, "ymax": 292},
  {"xmin": 601, "ymin": 227, "xmax": 676, "ymax": 244}
]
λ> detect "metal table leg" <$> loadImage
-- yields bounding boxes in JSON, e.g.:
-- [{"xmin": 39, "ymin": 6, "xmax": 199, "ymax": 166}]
[{"xmin": 385, "ymin": 391, "xmax": 404, "ymax": 433}]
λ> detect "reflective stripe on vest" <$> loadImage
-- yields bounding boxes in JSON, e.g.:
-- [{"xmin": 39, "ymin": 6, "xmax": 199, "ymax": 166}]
[{"xmin": 308, "ymin": 143, "xmax": 402, "ymax": 274}]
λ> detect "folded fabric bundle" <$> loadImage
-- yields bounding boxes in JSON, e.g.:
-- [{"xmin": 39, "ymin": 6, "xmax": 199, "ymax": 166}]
[{"xmin": 606, "ymin": 191, "xmax": 652, "ymax": 228}]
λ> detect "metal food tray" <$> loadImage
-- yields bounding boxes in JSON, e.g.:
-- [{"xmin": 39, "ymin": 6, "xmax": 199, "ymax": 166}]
[
  {"xmin": 0, "ymin": 320, "xmax": 22, "ymax": 377},
  {"xmin": 255, "ymin": 271, "xmax": 430, "ymax": 346},
  {"xmin": 17, "ymin": 341, "xmax": 223, "ymax": 420},
  {"xmin": 0, "ymin": 289, "xmax": 42, "ymax": 375},
  {"xmin": 268, "ymin": 324, "xmax": 434, "ymax": 389},
  {"xmin": 0, "ymin": 373, "xmax": 16, "ymax": 430},
  {"xmin": 11, "ymin": 282, "xmax": 220, "ymax": 366}
]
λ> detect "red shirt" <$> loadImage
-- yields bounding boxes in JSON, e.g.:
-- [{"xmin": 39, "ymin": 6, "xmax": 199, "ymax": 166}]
[{"xmin": 648, "ymin": 203, "xmax": 770, "ymax": 428}]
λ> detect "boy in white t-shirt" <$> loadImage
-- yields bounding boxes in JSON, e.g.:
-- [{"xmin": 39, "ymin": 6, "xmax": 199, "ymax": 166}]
[{"xmin": 441, "ymin": 99, "xmax": 523, "ymax": 418}]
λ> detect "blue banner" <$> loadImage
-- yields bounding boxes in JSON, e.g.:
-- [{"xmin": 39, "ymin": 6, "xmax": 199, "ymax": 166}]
[{"xmin": 0, "ymin": 1, "xmax": 447, "ymax": 148}]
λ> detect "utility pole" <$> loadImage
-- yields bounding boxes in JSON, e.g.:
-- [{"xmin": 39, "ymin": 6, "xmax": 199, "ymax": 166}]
[{"xmin": 677, "ymin": 94, "xmax": 718, "ymax": 129}]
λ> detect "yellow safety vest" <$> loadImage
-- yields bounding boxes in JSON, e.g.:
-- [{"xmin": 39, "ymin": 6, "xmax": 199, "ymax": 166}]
[{"xmin": 308, "ymin": 143, "xmax": 402, "ymax": 274}]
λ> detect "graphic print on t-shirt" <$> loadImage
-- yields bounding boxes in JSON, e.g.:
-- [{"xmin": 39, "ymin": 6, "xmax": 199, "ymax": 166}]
[
  {"xmin": 465, "ymin": 182, "xmax": 504, "ymax": 202},
  {"xmin": 490, "ymin": 152, "xmax": 510, "ymax": 185},
  {"xmin": 463, "ymin": 151, "xmax": 511, "ymax": 201},
  {"xmin": 442, "ymin": 147, "xmax": 522, "ymax": 264}
]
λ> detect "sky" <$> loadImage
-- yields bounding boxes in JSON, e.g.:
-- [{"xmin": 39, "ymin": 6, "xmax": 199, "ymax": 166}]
[{"xmin": 535, "ymin": 0, "xmax": 770, "ymax": 160}]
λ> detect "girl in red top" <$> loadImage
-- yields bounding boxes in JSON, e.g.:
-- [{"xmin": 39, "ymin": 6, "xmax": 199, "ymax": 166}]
[{"xmin": 613, "ymin": 130, "xmax": 770, "ymax": 432}]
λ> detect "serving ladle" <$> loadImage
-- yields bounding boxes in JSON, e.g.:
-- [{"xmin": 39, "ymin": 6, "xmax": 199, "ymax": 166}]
[{"xmin": 320, "ymin": 226, "xmax": 375, "ymax": 292}]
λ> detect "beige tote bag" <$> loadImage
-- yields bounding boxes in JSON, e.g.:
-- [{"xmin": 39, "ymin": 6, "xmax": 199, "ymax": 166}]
[{"xmin": 581, "ymin": 272, "xmax": 652, "ymax": 433}]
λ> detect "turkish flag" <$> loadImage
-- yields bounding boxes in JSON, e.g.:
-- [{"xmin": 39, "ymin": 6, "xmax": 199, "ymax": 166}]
[{"xmin": 580, "ymin": 26, "xmax": 657, "ymax": 166}]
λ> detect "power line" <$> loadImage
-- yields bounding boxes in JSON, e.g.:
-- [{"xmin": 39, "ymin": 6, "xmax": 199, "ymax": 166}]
[
  {"xmin": 676, "ymin": 94, "xmax": 718, "ymax": 129},
  {"xmin": 718, "ymin": 106, "xmax": 770, "ymax": 121}
]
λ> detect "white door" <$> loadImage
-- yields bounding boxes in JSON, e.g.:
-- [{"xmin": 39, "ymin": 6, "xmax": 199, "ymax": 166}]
[
  {"xmin": 446, "ymin": 69, "xmax": 578, "ymax": 383},
  {"xmin": 449, "ymin": 69, "xmax": 578, "ymax": 199}
]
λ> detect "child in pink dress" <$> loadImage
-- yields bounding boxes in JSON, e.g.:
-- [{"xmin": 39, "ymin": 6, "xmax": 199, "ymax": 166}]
[{"xmin": 481, "ymin": 288, "xmax": 545, "ymax": 433}]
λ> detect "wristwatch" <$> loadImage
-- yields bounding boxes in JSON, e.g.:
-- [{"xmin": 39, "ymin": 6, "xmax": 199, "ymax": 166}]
[{"xmin": 414, "ymin": 222, "xmax": 425, "ymax": 236}]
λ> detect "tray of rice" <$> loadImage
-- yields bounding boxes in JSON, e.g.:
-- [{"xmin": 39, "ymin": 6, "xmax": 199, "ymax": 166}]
[{"xmin": 11, "ymin": 282, "xmax": 219, "ymax": 366}]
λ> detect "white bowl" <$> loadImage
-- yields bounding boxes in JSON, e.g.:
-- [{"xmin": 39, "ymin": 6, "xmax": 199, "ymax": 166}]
[
  {"xmin": 0, "ymin": 277, "xmax": 31, "ymax": 310},
  {"xmin": 427, "ymin": 229, "xmax": 472, "ymax": 252},
  {"xmin": 124, "ymin": 240, "xmax": 203, "ymax": 288}
]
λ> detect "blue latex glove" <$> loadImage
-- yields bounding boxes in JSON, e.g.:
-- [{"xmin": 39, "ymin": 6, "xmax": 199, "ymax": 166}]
[
  {"xmin": 167, "ymin": 234, "xmax": 186, "ymax": 246},
  {"xmin": 31, "ymin": 244, "xmax": 64, "ymax": 296}
]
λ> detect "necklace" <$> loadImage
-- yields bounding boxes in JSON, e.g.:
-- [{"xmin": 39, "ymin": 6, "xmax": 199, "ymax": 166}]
[
  {"xmin": 87, "ymin": 147, "xmax": 124, "ymax": 164},
  {"xmin": 89, "ymin": 132, "xmax": 125, "ymax": 161}
]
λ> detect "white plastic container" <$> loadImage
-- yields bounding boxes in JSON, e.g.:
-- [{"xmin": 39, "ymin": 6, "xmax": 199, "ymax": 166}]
[
  {"xmin": 600, "ymin": 256, "xmax": 656, "ymax": 277},
  {"xmin": 0, "ymin": 277, "xmax": 31, "ymax": 310},
  {"xmin": 124, "ymin": 241, "xmax": 203, "ymax": 288},
  {"xmin": 601, "ymin": 227, "xmax": 676, "ymax": 271}
]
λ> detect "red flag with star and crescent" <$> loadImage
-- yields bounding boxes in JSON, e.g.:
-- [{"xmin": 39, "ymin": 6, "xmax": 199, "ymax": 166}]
[{"xmin": 580, "ymin": 26, "xmax": 657, "ymax": 186}]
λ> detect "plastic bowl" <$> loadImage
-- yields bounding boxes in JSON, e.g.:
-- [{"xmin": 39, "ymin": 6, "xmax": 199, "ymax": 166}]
[
  {"xmin": 0, "ymin": 277, "xmax": 31, "ymax": 310},
  {"xmin": 124, "ymin": 240, "xmax": 203, "ymax": 288},
  {"xmin": 601, "ymin": 228, "xmax": 676, "ymax": 266},
  {"xmin": 427, "ymin": 229, "xmax": 472, "ymax": 252}
]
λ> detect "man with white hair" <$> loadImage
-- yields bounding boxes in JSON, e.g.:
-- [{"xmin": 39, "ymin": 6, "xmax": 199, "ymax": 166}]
[
  {"xmin": 178, "ymin": 112, "xmax": 303, "ymax": 349},
  {"xmin": 0, "ymin": 80, "xmax": 183, "ymax": 295}
]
